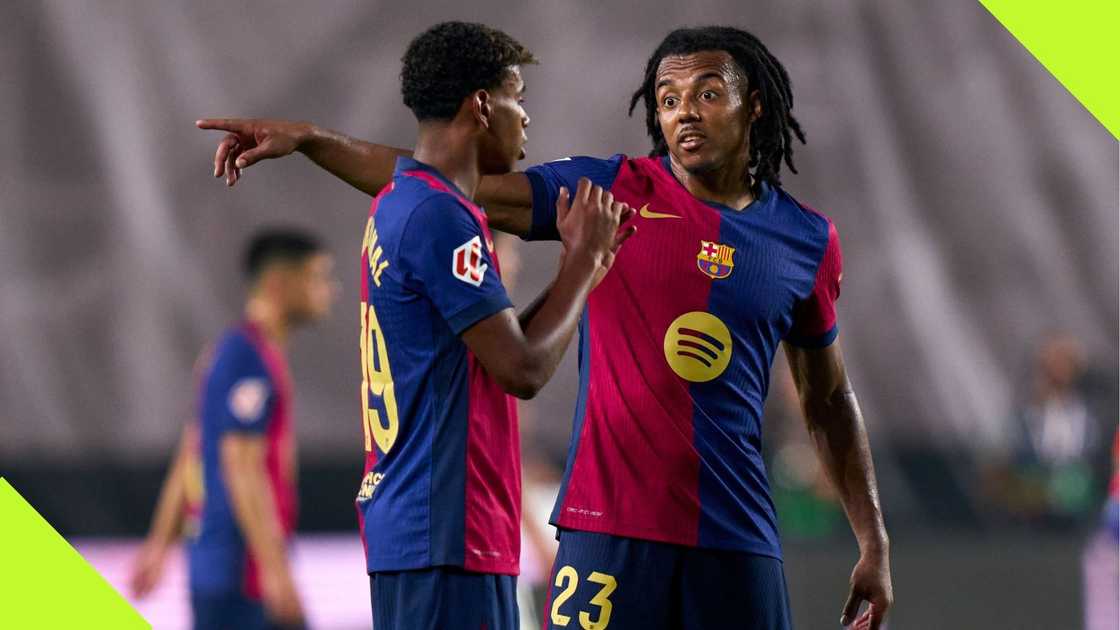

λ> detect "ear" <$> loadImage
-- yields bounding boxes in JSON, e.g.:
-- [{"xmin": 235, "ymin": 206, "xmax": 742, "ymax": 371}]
[
  {"xmin": 471, "ymin": 89, "xmax": 493, "ymax": 129},
  {"xmin": 748, "ymin": 89, "xmax": 762, "ymax": 123}
]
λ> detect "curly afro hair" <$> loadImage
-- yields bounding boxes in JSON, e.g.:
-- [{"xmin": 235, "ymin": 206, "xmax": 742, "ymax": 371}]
[
  {"xmin": 629, "ymin": 26, "xmax": 806, "ymax": 189},
  {"xmin": 401, "ymin": 22, "xmax": 536, "ymax": 121}
]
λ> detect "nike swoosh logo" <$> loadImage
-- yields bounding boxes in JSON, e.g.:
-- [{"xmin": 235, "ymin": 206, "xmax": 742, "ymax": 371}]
[{"xmin": 638, "ymin": 204, "xmax": 681, "ymax": 220}]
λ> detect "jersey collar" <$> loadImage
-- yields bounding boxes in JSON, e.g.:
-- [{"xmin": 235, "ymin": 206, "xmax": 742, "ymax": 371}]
[
  {"xmin": 658, "ymin": 155, "xmax": 772, "ymax": 213},
  {"xmin": 394, "ymin": 156, "xmax": 470, "ymax": 200}
]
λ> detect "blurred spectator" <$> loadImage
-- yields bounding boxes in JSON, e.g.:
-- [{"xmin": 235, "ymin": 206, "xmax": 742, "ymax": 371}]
[
  {"xmin": 1082, "ymin": 430, "xmax": 1119, "ymax": 630},
  {"xmin": 763, "ymin": 350, "xmax": 844, "ymax": 540},
  {"xmin": 519, "ymin": 451, "xmax": 562, "ymax": 628},
  {"xmin": 987, "ymin": 333, "xmax": 1112, "ymax": 528}
]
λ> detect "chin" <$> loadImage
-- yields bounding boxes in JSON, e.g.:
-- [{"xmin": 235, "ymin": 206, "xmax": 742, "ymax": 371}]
[{"xmin": 677, "ymin": 152, "xmax": 719, "ymax": 175}]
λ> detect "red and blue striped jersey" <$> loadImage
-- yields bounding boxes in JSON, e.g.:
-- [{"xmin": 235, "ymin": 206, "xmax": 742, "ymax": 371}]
[
  {"xmin": 356, "ymin": 157, "xmax": 521, "ymax": 575},
  {"xmin": 189, "ymin": 322, "xmax": 297, "ymax": 598},
  {"xmin": 525, "ymin": 155, "xmax": 842, "ymax": 559}
]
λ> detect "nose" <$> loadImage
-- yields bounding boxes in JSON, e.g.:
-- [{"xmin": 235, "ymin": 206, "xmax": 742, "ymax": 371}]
[
  {"xmin": 679, "ymin": 95, "xmax": 700, "ymax": 122},
  {"xmin": 522, "ymin": 113, "xmax": 531, "ymax": 128}
]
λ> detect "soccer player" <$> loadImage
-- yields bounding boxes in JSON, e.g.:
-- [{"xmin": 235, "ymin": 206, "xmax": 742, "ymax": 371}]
[
  {"xmin": 198, "ymin": 25, "xmax": 892, "ymax": 630},
  {"xmin": 337, "ymin": 22, "xmax": 630, "ymax": 630},
  {"xmin": 130, "ymin": 229, "xmax": 337, "ymax": 629}
]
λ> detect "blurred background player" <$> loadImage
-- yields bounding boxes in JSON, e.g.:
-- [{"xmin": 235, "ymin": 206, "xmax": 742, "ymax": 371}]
[
  {"xmin": 197, "ymin": 25, "xmax": 892, "ymax": 630},
  {"xmin": 128, "ymin": 228, "xmax": 337, "ymax": 629}
]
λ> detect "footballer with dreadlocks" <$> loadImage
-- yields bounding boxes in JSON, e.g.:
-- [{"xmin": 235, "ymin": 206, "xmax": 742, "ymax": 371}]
[{"xmin": 199, "ymin": 25, "xmax": 893, "ymax": 630}]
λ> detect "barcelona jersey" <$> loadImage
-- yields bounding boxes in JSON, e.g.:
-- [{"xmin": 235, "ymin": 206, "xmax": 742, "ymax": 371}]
[
  {"xmin": 189, "ymin": 322, "xmax": 297, "ymax": 598},
  {"xmin": 356, "ymin": 157, "xmax": 521, "ymax": 575},
  {"xmin": 524, "ymin": 155, "xmax": 842, "ymax": 559}
]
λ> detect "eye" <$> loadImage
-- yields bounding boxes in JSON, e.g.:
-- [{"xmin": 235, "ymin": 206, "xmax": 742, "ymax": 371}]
[
  {"xmin": 662, "ymin": 95, "xmax": 678, "ymax": 108},
  {"xmin": 700, "ymin": 90, "xmax": 718, "ymax": 101}
]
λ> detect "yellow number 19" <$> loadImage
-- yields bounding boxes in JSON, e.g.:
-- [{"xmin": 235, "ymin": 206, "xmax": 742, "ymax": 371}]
[
  {"xmin": 360, "ymin": 301, "xmax": 400, "ymax": 454},
  {"xmin": 550, "ymin": 565, "xmax": 617, "ymax": 630}
]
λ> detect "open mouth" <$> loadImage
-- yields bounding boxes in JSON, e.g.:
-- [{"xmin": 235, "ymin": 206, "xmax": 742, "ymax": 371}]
[{"xmin": 678, "ymin": 131, "xmax": 706, "ymax": 151}]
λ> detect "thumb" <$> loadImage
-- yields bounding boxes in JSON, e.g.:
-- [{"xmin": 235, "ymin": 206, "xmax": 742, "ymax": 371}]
[
  {"xmin": 234, "ymin": 140, "xmax": 277, "ymax": 169},
  {"xmin": 840, "ymin": 589, "xmax": 862, "ymax": 627},
  {"xmin": 555, "ymin": 186, "xmax": 571, "ymax": 223}
]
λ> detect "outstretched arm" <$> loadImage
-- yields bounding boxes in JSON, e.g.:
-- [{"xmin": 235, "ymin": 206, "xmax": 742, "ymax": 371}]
[
  {"xmin": 785, "ymin": 340, "xmax": 893, "ymax": 630},
  {"xmin": 196, "ymin": 118, "xmax": 535, "ymax": 235}
]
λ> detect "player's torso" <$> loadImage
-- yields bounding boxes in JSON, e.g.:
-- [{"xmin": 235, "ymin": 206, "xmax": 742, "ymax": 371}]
[
  {"xmin": 555, "ymin": 157, "xmax": 828, "ymax": 555},
  {"xmin": 191, "ymin": 324, "xmax": 297, "ymax": 593},
  {"xmin": 355, "ymin": 172, "xmax": 520, "ymax": 575}
]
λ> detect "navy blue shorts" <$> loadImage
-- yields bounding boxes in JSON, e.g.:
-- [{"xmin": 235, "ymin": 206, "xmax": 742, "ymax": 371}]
[
  {"xmin": 543, "ymin": 530, "xmax": 792, "ymax": 630},
  {"xmin": 190, "ymin": 589, "xmax": 303, "ymax": 630},
  {"xmin": 370, "ymin": 567, "xmax": 518, "ymax": 630}
]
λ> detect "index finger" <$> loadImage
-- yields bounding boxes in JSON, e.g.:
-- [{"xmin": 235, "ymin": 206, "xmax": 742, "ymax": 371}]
[
  {"xmin": 196, "ymin": 118, "xmax": 251, "ymax": 132},
  {"xmin": 618, "ymin": 202, "xmax": 634, "ymax": 223},
  {"xmin": 576, "ymin": 177, "xmax": 593, "ymax": 205}
]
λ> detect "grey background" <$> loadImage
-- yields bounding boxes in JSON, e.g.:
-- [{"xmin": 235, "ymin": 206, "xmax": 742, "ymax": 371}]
[
  {"xmin": 1, "ymin": 1, "xmax": 1114, "ymax": 463},
  {"xmin": 1, "ymin": 1, "xmax": 1117, "ymax": 628}
]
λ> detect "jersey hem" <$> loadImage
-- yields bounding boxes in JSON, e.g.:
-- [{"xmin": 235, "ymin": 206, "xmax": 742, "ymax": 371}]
[
  {"xmin": 366, "ymin": 559, "xmax": 520, "ymax": 576},
  {"xmin": 552, "ymin": 516, "xmax": 783, "ymax": 561}
]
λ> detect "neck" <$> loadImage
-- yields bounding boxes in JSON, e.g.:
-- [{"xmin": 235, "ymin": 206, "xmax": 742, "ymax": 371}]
[
  {"xmin": 668, "ymin": 153, "xmax": 756, "ymax": 210},
  {"xmin": 244, "ymin": 294, "xmax": 290, "ymax": 347},
  {"xmin": 413, "ymin": 122, "xmax": 482, "ymax": 200}
]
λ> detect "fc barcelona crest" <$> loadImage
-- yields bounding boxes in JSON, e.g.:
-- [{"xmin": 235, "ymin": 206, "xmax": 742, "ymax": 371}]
[{"xmin": 696, "ymin": 240, "xmax": 735, "ymax": 279}]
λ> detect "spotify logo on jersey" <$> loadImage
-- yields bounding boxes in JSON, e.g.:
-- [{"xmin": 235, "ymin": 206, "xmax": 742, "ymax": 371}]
[{"xmin": 663, "ymin": 311, "xmax": 732, "ymax": 382}]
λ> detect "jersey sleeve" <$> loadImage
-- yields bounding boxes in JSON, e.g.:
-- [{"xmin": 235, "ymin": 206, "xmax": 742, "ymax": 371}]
[
  {"xmin": 399, "ymin": 194, "xmax": 513, "ymax": 335},
  {"xmin": 787, "ymin": 220, "xmax": 842, "ymax": 348},
  {"xmin": 208, "ymin": 336, "xmax": 275, "ymax": 435},
  {"xmin": 522, "ymin": 154, "xmax": 627, "ymax": 241}
]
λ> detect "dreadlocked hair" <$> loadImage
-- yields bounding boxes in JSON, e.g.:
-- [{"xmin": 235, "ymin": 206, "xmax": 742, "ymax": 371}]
[{"xmin": 628, "ymin": 26, "xmax": 806, "ymax": 189}]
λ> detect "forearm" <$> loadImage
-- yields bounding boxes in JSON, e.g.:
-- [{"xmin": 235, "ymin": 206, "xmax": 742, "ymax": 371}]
[
  {"xmin": 145, "ymin": 457, "xmax": 187, "ymax": 546},
  {"xmin": 298, "ymin": 124, "xmax": 411, "ymax": 196},
  {"xmin": 222, "ymin": 452, "xmax": 289, "ymax": 572},
  {"xmin": 511, "ymin": 254, "xmax": 597, "ymax": 396},
  {"xmin": 517, "ymin": 278, "xmax": 553, "ymax": 329},
  {"xmin": 144, "ymin": 426, "xmax": 197, "ymax": 546},
  {"xmin": 804, "ymin": 388, "xmax": 888, "ymax": 553}
]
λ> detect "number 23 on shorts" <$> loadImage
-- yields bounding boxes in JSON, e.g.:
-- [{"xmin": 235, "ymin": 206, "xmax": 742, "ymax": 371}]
[{"xmin": 550, "ymin": 565, "xmax": 618, "ymax": 630}]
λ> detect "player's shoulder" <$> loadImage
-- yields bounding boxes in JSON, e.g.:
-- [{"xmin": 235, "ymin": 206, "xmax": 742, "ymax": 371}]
[
  {"xmin": 378, "ymin": 178, "xmax": 477, "ymax": 241},
  {"xmin": 386, "ymin": 174, "xmax": 461, "ymax": 211},
  {"xmin": 209, "ymin": 325, "xmax": 266, "ymax": 374},
  {"xmin": 769, "ymin": 184, "xmax": 836, "ymax": 241},
  {"xmin": 529, "ymin": 153, "xmax": 628, "ymax": 180}
]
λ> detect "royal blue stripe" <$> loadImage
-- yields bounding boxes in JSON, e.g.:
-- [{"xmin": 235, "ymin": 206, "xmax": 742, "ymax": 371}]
[
  {"xmin": 427, "ymin": 343, "xmax": 469, "ymax": 567},
  {"xmin": 551, "ymin": 307, "xmax": 591, "ymax": 526}
]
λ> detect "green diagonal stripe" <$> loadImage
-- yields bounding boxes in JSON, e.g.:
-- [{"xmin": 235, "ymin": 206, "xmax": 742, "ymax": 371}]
[
  {"xmin": 979, "ymin": 0, "xmax": 1119, "ymax": 140},
  {"xmin": 0, "ymin": 478, "xmax": 150, "ymax": 628}
]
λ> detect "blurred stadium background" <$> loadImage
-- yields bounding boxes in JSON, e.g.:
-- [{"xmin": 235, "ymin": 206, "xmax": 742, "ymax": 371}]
[{"xmin": 1, "ymin": 1, "xmax": 1116, "ymax": 628}]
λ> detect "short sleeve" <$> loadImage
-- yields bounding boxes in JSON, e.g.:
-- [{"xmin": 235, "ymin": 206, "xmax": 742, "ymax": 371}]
[
  {"xmin": 399, "ymin": 194, "xmax": 513, "ymax": 335},
  {"xmin": 522, "ymin": 154, "xmax": 626, "ymax": 241},
  {"xmin": 786, "ymin": 220, "xmax": 842, "ymax": 348},
  {"xmin": 209, "ymin": 336, "xmax": 274, "ymax": 435}
]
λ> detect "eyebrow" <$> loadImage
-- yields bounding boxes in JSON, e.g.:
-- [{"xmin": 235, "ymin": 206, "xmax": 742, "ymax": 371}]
[{"xmin": 655, "ymin": 71, "xmax": 728, "ymax": 91}]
